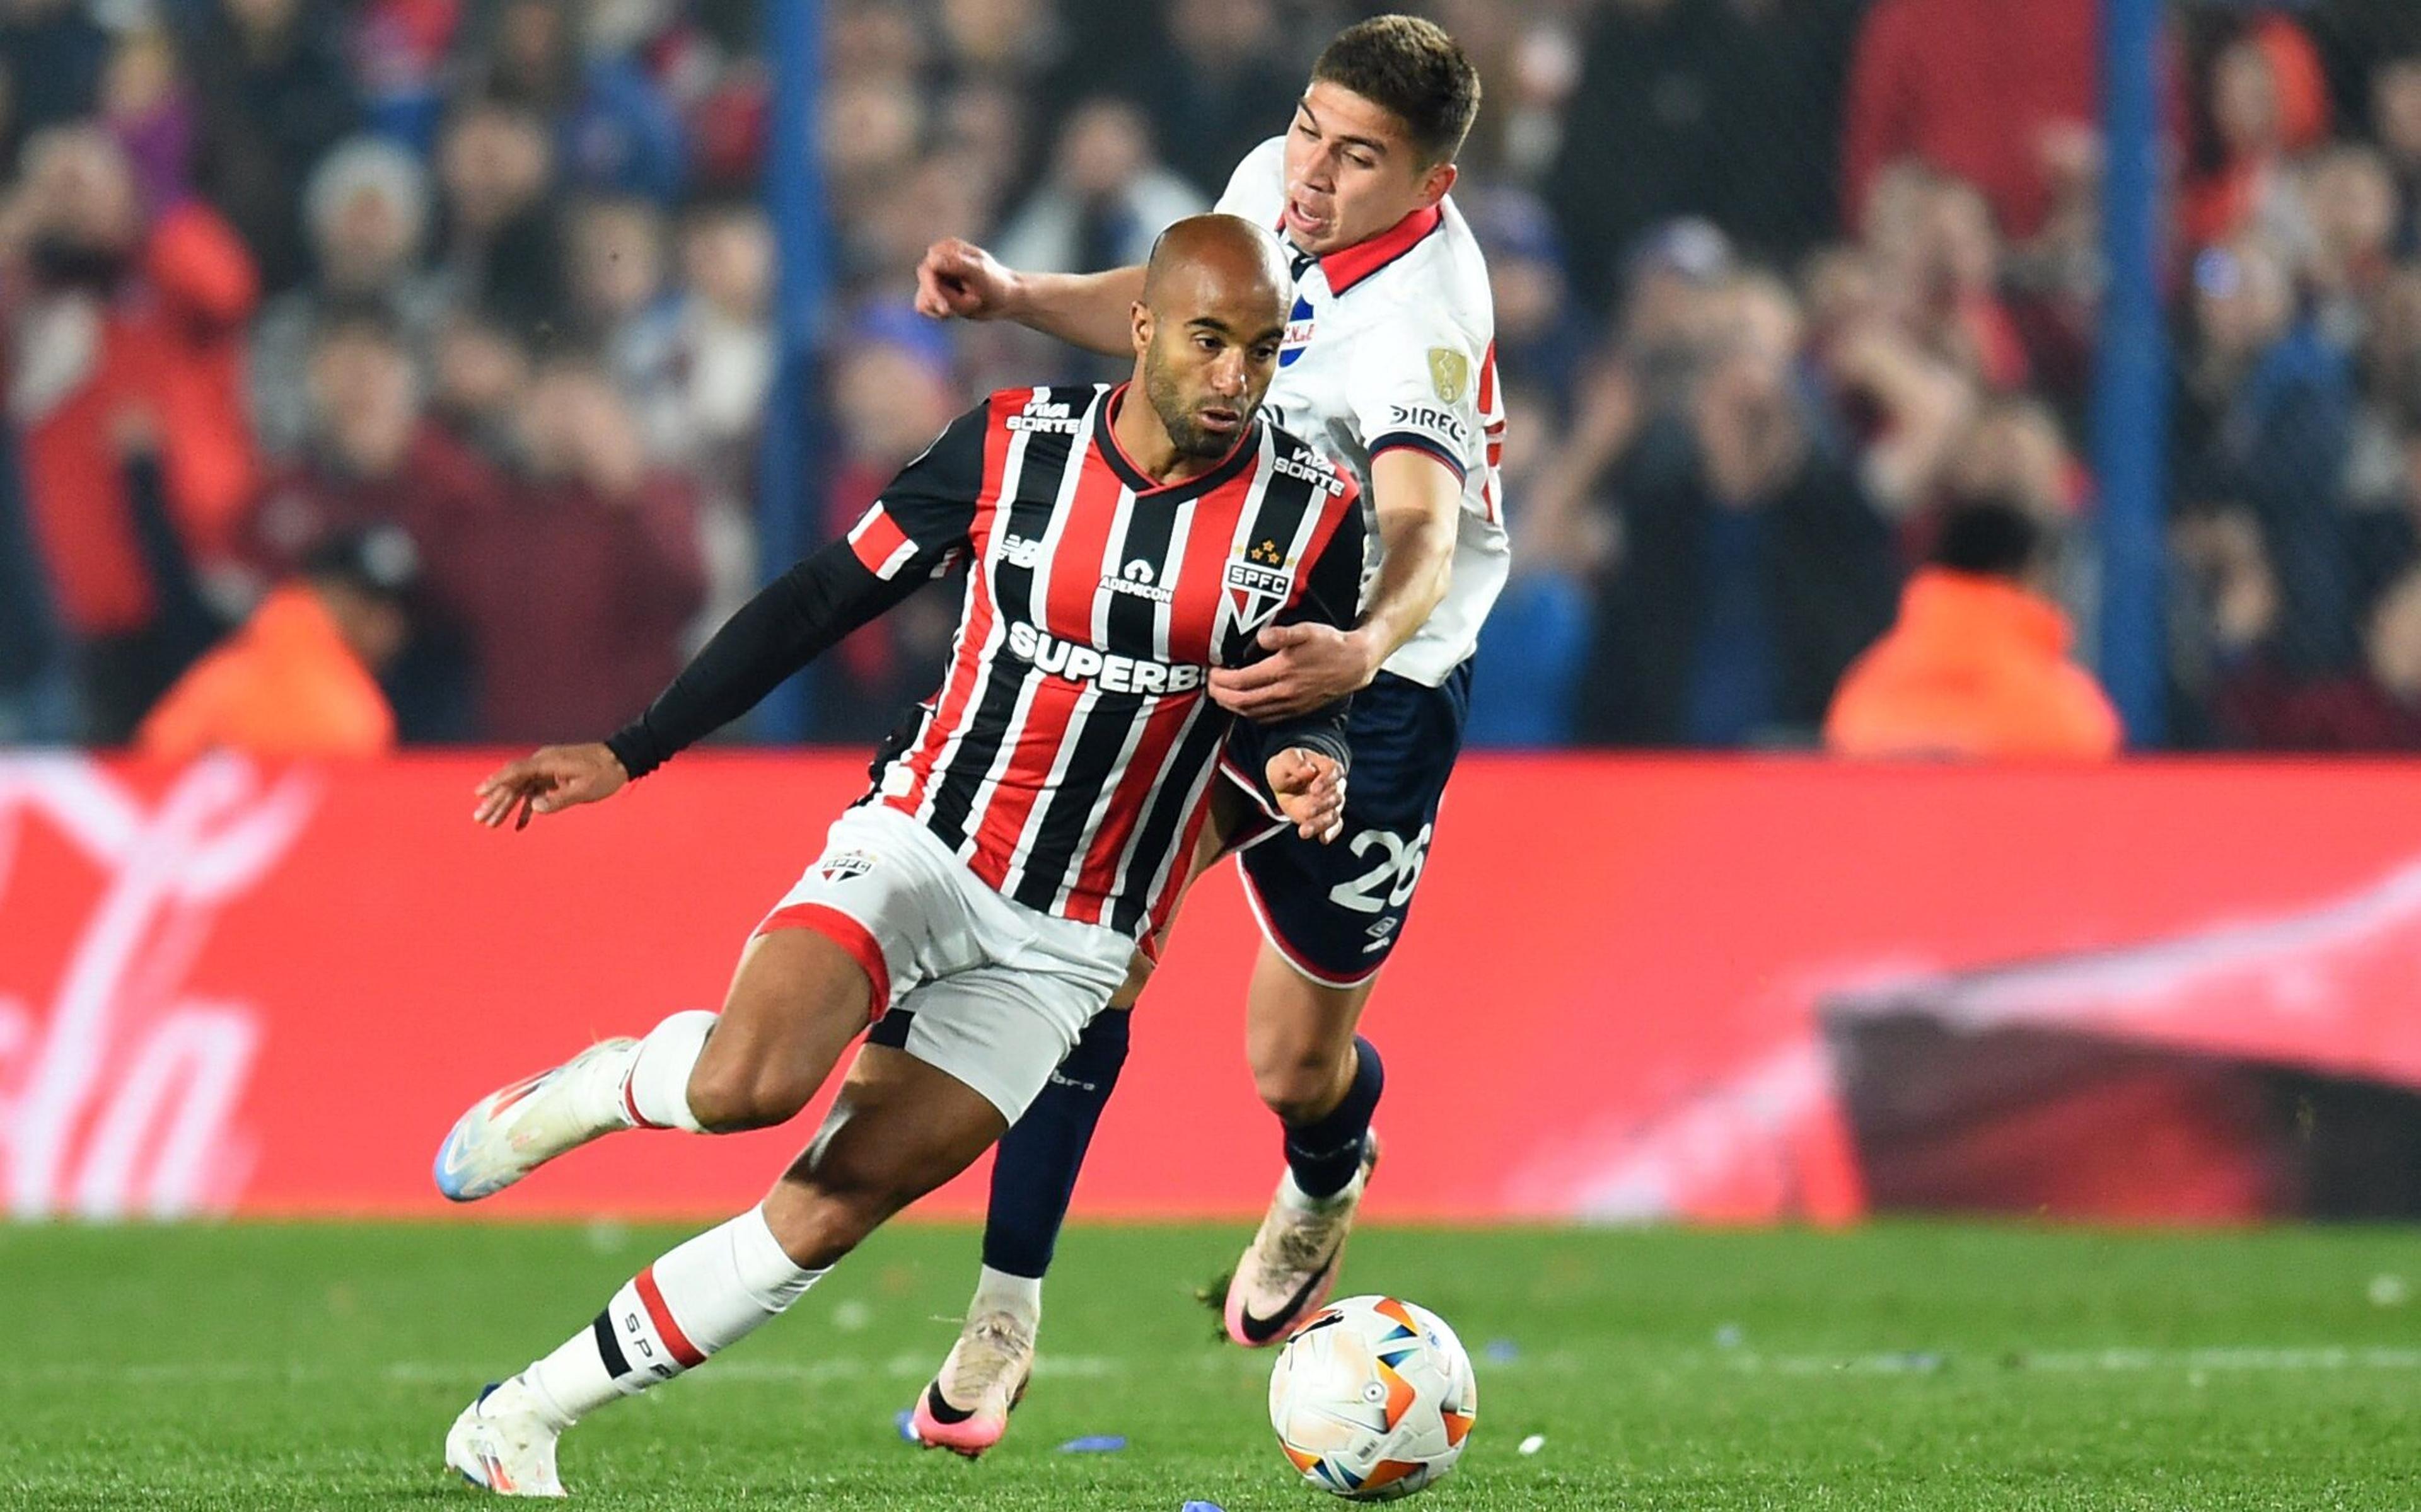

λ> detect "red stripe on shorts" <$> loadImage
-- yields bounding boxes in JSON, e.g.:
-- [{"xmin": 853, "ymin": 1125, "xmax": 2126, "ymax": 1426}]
[{"xmin": 757, "ymin": 902, "xmax": 892, "ymax": 1022}]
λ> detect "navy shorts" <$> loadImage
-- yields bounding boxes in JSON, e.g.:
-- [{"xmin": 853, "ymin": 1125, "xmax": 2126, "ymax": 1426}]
[{"xmin": 1220, "ymin": 663, "xmax": 1472, "ymax": 988}]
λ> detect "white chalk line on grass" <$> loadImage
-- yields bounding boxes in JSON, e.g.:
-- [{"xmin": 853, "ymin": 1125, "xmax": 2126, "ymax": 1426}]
[
  {"xmin": 46, "ymin": 1346, "xmax": 2421, "ymax": 1388},
  {"xmin": 1724, "ymin": 1346, "xmax": 2421, "ymax": 1377}
]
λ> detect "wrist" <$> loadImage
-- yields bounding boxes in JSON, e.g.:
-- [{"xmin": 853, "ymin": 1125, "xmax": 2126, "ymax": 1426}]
[{"xmin": 1347, "ymin": 625, "xmax": 1389, "ymax": 684}]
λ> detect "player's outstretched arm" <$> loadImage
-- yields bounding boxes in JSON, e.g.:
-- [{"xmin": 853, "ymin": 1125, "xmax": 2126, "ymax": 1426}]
[
  {"xmin": 914, "ymin": 237, "xmax": 1142, "ymax": 359},
  {"xmin": 473, "ymin": 744, "xmax": 627, "ymax": 830},
  {"xmin": 1267, "ymin": 747, "xmax": 1347, "ymax": 843}
]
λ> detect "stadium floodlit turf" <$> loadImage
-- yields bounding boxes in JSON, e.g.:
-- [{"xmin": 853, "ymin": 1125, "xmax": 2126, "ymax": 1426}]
[{"xmin": 4, "ymin": 1221, "xmax": 2418, "ymax": 1510}]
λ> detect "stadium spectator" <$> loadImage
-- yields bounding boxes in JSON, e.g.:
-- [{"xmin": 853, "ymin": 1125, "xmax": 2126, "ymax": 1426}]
[
  {"xmin": 2374, "ymin": 54, "xmax": 2421, "ymax": 255},
  {"xmin": 2182, "ymin": 16, "xmax": 2334, "ymax": 254},
  {"xmin": 622, "ymin": 197, "xmax": 775, "ymax": 633},
  {"xmin": 1826, "ymin": 499, "xmax": 2120, "ymax": 759},
  {"xmin": 179, "ymin": 0, "xmax": 362, "ymax": 296},
  {"xmin": 249, "ymin": 136, "xmax": 445, "ymax": 460},
  {"xmin": 2176, "ymin": 235, "xmax": 2360, "ymax": 679},
  {"xmin": 566, "ymin": 193, "xmax": 670, "ymax": 354},
  {"xmin": 247, "ymin": 311, "xmax": 502, "ymax": 737},
  {"xmin": 433, "ymin": 95, "xmax": 565, "ymax": 335},
  {"xmin": 0, "ymin": 0, "xmax": 109, "ymax": 171},
  {"xmin": 449, "ymin": 352, "xmax": 704, "ymax": 742},
  {"xmin": 1569, "ymin": 274, "xmax": 1903, "ymax": 746},
  {"xmin": 136, "ymin": 524, "xmax": 413, "ymax": 761},
  {"xmin": 811, "ymin": 326, "xmax": 963, "ymax": 741},
  {"xmin": 349, "ymin": 0, "xmax": 463, "ymax": 149},
  {"xmin": 427, "ymin": 302, "xmax": 536, "ymax": 468},
  {"xmin": 1547, "ymin": 0, "xmax": 1797, "ymax": 312},
  {"xmin": 472, "ymin": 0, "xmax": 688, "ymax": 205},
  {"xmin": 100, "ymin": 23, "xmax": 193, "ymax": 216},
  {"xmin": 1135, "ymin": 0, "xmax": 1304, "ymax": 198},
  {"xmin": 992, "ymin": 96, "xmax": 1203, "ymax": 279},
  {"xmin": 2215, "ymin": 561, "xmax": 2421, "ymax": 751},
  {"xmin": 1841, "ymin": 0, "xmax": 2113, "ymax": 246},
  {"xmin": 2, "ymin": 125, "xmax": 257, "ymax": 742}
]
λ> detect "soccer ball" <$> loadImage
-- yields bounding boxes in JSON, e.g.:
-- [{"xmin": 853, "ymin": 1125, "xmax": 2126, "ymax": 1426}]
[{"xmin": 1267, "ymin": 1295, "xmax": 1477, "ymax": 1500}]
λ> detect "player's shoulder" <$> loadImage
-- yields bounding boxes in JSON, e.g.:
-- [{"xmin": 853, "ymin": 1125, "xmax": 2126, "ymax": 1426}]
[
  {"xmin": 1258, "ymin": 418, "xmax": 1358, "ymax": 504},
  {"xmin": 1336, "ymin": 199, "xmax": 1492, "ymax": 349},
  {"xmin": 1214, "ymin": 136, "xmax": 1287, "ymax": 219}
]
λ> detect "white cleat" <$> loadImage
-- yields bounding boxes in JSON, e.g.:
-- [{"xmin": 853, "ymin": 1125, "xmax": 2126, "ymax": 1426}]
[
  {"xmin": 433, "ymin": 1039, "xmax": 637, "ymax": 1202},
  {"xmin": 1224, "ymin": 1132, "xmax": 1381, "ymax": 1348},
  {"xmin": 906, "ymin": 1310, "xmax": 1035, "ymax": 1458},
  {"xmin": 445, "ymin": 1380, "xmax": 567, "ymax": 1498}
]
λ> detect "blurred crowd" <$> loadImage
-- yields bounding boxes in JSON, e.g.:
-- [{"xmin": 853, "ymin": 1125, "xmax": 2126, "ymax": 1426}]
[{"xmin": 3, "ymin": 0, "xmax": 2421, "ymax": 754}]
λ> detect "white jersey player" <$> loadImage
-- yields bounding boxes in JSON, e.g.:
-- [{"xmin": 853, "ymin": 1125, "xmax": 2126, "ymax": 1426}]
[{"xmin": 905, "ymin": 14, "xmax": 1500, "ymax": 1455}]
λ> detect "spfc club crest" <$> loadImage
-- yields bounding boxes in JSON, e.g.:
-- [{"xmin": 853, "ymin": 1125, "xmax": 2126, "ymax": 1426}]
[
  {"xmin": 1225, "ymin": 538, "xmax": 1296, "ymax": 637},
  {"xmin": 820, "ymin": 850, "xmax": 876, "ymax": 882}
]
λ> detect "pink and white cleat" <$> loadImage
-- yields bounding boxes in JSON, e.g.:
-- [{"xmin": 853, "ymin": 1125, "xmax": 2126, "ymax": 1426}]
[
  {"xmin": 444, "ymin": 1379, "xmax": 567, "ymax": 1498},
  {"xmin": 1224, "ymin": 1133, "xmax": 1381, "ymax": 1348},
  {"xmin": 906, "ymin": 1311, "xmax": 1034, "ymax": 1458},
  {"xmin": 433, "ymin": 1039, "xmax": 639, "ymax": 1202}
]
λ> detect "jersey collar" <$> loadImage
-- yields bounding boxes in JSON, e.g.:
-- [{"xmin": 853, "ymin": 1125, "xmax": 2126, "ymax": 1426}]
[
  {"xmin": 1091, "ymin": 383, "xmax": 1263, "ymax": 501},
  {"xmin": 1301, "ymin": 203, "xmax": 1446, "ymax": 297}
]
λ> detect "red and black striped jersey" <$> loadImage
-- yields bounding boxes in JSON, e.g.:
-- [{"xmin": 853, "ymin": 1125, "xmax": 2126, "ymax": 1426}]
[{"xmin": 845, "ymin": 383, "xmax": 1363, "ymax": 938}]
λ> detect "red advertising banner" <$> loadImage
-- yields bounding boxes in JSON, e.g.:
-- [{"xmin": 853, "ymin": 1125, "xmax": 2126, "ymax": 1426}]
[{"xmin": 5, "ymin": 753, "xmax": 2420, "ymax": 1223}]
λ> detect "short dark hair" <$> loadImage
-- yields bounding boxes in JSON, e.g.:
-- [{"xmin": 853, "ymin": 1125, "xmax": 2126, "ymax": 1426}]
[
  {"xmin": 1932, "ymin": 499, "xmax": 2044, "ymax": 580},
  {"xmin": 1311, "ymin": 15, "xmax": 1482, "ymax": 166}
]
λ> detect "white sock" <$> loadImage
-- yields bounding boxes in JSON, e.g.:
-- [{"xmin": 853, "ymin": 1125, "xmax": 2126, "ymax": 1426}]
[
  {"xmin": 971, "ymin": 1264, "xmax": 1043, "ymax": 1327},
  {"xmin": 621, "ymin": 1010, "xmax": 716, "ymax": 1133},
  {"xmin": 523, "ymin": 1206, "xmax": 825, "ymax": 1426},
  {"xmin": 1277, "ymin": 1167, "xmax": 1359, "ymax": 1215}
]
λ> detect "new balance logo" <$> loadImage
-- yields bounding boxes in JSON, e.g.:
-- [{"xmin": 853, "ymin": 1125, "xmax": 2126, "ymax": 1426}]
[
  {"xmin": 1007, "ymin": 620, "xmax": 1204, "ymax": 694},
  {"xmin": 1002, "ymin": 533, "xmax": 1043, "ymax": 570}
]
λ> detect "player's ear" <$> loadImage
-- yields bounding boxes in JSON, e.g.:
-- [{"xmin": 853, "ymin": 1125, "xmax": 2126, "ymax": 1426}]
[
  {"xmin": 1130, "ymin": 301, "xmax": 1152, "ymax": 357},
  {"xmin": 1418, "ymin": 159, "xmax": 1457, "ymax": 208}
]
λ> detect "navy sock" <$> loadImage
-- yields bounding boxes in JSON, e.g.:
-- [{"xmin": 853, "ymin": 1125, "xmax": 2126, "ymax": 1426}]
[
  {"xmin": 980, "ymin": 1008, "xmax": 1132, "ymax": 1279},
  {"xmin": 1283, "ymin": 1036, "xmax": 1383, "ymax": 1199}
]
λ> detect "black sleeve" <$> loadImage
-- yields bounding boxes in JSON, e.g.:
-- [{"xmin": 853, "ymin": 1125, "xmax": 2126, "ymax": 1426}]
[
  {"xmin": 602, "ymin": 400, "xmax": 994, "ymax": 778},
  {"xmin": 603, "ymin": 541, "xmax": 924, "ymax": 778},
  {"xmin": 1256, "ymin": 492, "xmax": 1369, "ymax": 774}
]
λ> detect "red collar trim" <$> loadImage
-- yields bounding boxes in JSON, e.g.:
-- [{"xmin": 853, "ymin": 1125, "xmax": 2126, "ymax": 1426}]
[
  {"xmin": 1095, "ymin": 383, "xmax": 1259, "ymax": 498},
  {"xmin": 1315, "ymin": 204, "xmax": 1446, "ymax": 296}
]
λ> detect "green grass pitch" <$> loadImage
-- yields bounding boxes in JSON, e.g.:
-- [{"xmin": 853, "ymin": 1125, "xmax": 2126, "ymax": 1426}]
[{"xmin": 4, "ymin": 1220, "xmax": 2418, "ymax": 1509}]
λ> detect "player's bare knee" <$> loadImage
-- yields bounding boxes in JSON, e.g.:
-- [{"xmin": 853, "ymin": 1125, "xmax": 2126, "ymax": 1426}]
[
  {"xmin": 684, "ymin": 1058, "xmax": 815, "ymax": 1132},
  {"xmin": 1252, "ymin": 1048, "xmax": 1350, "ymax": 1125}
]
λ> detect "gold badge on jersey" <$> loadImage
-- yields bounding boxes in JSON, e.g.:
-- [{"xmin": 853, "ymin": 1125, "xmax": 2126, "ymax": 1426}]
[{"xmin": 1428, "ymin": 347, "xmax": 1470, "ymax": 403}]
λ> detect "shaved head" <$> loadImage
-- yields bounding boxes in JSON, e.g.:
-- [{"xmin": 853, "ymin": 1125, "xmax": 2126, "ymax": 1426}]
[
  {"xmin": 1123, "ymin": 215, "xmax": 1294, "ymax": 468},
  {"xmin": 1142, "ymin": 213, "xmax": 1293, "ymax": 320}
]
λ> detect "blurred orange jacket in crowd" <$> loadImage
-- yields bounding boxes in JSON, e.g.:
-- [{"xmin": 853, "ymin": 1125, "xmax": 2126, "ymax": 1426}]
[
  {"xmin": 1825, "ymin": 568, "xmax": 2122, "ymax": 759},
  {"xmin": 21, "ymin": 200, "xmax": 258, "ymax": 635},
  {"xmin": 136, "ymin": 584, "xmax": 393, "ymax": 760}
]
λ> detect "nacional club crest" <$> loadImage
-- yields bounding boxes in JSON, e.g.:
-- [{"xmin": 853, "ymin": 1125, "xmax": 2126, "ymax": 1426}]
[
  {"xmin": 1226, "ymin": 538, "xmax": 1296, "ymax": 637},
  {"xmin": 1428, "ymin": 346, "xmax": 1470, "ymax": 403},
  {"xmin": 1279, "ymin": 295, "xmax": 1315, "ymax": 368}
]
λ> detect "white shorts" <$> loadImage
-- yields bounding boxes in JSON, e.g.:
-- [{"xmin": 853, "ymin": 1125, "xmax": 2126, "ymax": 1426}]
[{"xmin": 755, "ymin": 804, "xmax": 1135, "ymax": 1122}]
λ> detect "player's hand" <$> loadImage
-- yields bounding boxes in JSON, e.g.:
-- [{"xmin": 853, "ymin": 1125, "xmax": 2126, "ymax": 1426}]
[
  {"xmin": 1267, "ymin": 748, "xmax": 1346, "ymax": 843},
  {"xmin": 472, "ymin": 743, "xmax": 628, "ymax": 831},
  {"xmin": 1209, "ymin": 623, "xmax": 1377, "ymax": 720},
  {"xmin": 914, "ymin": 238, "xmax": 1023, "ymax": 321}
]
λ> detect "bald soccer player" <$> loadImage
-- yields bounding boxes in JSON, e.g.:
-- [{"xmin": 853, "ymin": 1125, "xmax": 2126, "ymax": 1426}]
[{"xmin": 430, "ymin": 216, "xmax": 1367, "ymax": 1499}]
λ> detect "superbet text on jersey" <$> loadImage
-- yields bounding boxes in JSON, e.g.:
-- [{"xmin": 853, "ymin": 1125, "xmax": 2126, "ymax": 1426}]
[
  {"xmin": 842, "ymin": 384, "xmax": 1365, "ymax": 941},
  {"xmin": 1214, "ymin": 135, "xmax": 1507, "ymax": 688}
]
